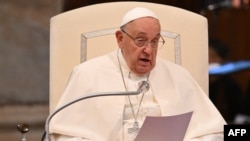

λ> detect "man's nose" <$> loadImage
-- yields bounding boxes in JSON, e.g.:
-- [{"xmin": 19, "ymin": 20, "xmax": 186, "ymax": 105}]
[{"xmin": 143, "ymin": 43, "xmax": 154, "ymax": 54}]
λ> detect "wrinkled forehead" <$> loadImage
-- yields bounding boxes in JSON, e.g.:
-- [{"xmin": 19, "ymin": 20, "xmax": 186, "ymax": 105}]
[{"xmin": 125, "ymin": 17, "xmax": 161, "ymax": 37}]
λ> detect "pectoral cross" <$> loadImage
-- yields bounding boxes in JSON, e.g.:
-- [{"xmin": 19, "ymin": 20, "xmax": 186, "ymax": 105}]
[{"xmin": 128, "ymin": 121, "xmax": 140, "ymax": 135}]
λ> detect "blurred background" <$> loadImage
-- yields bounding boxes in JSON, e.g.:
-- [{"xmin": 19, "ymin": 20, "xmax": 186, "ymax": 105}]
[{"xmin": 0, "ymin": 0, "xmax": 249, "ymax": 140}]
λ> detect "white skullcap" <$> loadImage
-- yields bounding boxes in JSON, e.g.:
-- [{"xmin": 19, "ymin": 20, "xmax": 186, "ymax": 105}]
[{"xmin": 120, "ymin": 7, "xmax": 158, "ymax": 27}]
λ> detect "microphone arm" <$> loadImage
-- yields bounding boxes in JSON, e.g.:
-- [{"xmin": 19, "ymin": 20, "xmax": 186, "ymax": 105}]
[{"xmin": 43, "ymin": 81, "xmax": 149, "ymax": 141}]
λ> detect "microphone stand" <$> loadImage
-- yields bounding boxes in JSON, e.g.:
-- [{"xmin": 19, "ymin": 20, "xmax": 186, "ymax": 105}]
[{"xmin": 42, "ymin": 81, "xmax": 149, "ymax": 141}]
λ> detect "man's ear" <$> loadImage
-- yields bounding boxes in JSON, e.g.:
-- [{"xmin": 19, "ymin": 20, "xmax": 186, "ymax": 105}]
[{"xmin": 115, "ymin": 30, "xmax": 123, "ymax": 49}]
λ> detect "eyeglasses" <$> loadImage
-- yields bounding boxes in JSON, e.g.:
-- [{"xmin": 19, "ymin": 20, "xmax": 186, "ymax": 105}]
[{"xmin": 121, "ymin": 29, "xmax": 165, "ymax": 49}]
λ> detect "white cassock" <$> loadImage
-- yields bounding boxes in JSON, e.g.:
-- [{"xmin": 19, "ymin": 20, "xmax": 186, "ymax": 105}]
[{"xmin": 50, "ymin": 49, "xmax": 226, "ymax": 141}]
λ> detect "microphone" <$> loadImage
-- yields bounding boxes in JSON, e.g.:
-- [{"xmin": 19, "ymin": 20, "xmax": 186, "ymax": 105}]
[
  {"xmin": 42, "ymin": 81, "xmax": 150, "ymax": 141},
  {"xmin": 207, "ymin": 0, "xmax": 232, "ymax": 10}
]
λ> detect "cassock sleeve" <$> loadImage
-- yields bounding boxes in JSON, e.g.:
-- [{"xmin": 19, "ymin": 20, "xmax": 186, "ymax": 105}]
[
  {"xmin": 52, "ymin": 134, "xmax": 91, "ymax": 141},
  {"xmin": 189, "ymin": 133, "xmax": 223, "ymax": 141}
]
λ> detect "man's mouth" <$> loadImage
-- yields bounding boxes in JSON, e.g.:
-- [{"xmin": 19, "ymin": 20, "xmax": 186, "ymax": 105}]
[{"xmin": 140, "ymin": 58, "xmax": 150, "ymax": 62}]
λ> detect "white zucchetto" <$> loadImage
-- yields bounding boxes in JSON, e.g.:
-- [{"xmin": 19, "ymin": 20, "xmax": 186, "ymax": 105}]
[{"xmin": 120, "ymin": 7, "xmax": 159, "ymax": 27}]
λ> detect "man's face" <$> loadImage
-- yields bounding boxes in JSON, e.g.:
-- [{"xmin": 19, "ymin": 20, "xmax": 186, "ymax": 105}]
[{"xmin": 116, "ymin": 17, "xmax": 161, "ymax": 76}]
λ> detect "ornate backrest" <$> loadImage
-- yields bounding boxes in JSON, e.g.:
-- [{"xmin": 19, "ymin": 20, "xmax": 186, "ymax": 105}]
[{"xmin": 50, "ymin": 2, "xmax": 208, "ymax": 111}]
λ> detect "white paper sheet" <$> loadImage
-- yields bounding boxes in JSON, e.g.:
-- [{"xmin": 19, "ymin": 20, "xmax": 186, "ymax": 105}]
[{"xmin": 135, "ymin": 111, "xmax": 193, "ymax": 141}]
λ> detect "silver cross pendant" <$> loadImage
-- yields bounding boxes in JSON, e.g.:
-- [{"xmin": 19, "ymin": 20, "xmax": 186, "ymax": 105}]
[{"xmin": 128, "ymin": 121, "xmax": 140, "ymax": 135}]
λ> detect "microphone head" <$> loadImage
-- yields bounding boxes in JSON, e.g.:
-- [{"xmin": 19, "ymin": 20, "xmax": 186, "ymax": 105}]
[{"xmin": 138, "ymin": 81, "xmax": 150, "ymax": 93}]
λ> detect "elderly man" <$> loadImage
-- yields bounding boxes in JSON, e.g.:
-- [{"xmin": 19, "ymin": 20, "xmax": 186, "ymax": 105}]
[{"xmin": 50, "ymin": 7, "xmax": 226, "ymax": 141}]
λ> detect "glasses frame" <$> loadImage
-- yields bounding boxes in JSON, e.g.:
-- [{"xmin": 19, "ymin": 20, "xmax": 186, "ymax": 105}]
[{"xmin": 120, "ymin": 28, "xmax": 165, "ymax": 49}]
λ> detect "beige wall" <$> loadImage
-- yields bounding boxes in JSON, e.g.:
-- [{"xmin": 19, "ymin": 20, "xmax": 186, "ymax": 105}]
[
  {"xmin": 0, "ymin": 0, "xmax": 60, "ymax": 104},
  {"xmin": 0, "ymin": 1, "xmax": 61, "ymax": 140}
]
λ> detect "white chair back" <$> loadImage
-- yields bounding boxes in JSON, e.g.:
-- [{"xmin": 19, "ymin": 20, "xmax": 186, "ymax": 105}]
[{"xmin": 50, "ymin": 2, "xmax": 208, "ymax": 111}]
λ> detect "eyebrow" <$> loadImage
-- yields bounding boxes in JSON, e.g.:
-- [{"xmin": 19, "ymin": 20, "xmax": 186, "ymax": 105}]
[{"xmin": 135, "ymin": 32, "xmax": 161, "ymax": 38}]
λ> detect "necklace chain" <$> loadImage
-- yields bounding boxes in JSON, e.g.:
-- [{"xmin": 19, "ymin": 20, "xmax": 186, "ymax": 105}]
[{"xmin": 116, "ymin": 49, "xmax": 149, "ymax": 131}]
